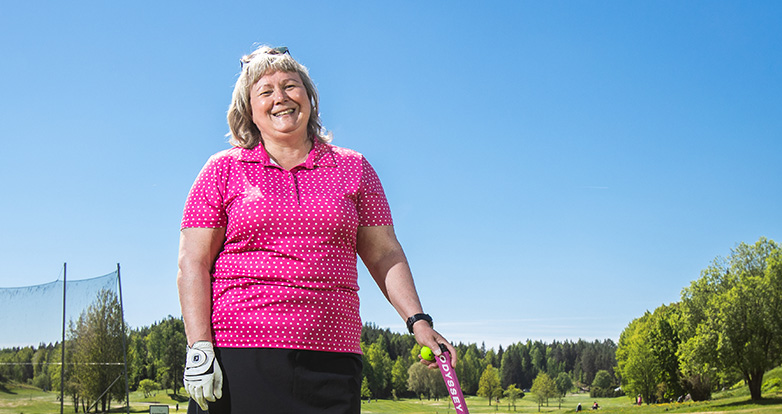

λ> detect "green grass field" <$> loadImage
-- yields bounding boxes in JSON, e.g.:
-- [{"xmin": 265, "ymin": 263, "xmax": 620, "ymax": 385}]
[{"xmin": 1, "ymin": 382, "xmax": 780, "ymax": 414}]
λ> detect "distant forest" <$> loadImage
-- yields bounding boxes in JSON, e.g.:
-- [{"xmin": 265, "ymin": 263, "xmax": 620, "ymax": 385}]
[
  {"xmin": 0, "ymin": 317, "xmax": 618, "ymax": 404},
  {"xmin": 360, "ymin": 322, "xmax": 617, "ymax": 399}
]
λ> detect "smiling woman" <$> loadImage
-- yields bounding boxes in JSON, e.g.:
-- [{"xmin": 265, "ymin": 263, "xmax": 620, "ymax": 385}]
[
  {"xmin": 177, "ymin": 44, "xmax": 457, "ymax": 414},
  {"xmin": 227, "ymin": 46, "xmax": 327, "ymax": 150},
  {"xmin": 249, "ymin": 71, "xmax": 313, "ymax": 168}
]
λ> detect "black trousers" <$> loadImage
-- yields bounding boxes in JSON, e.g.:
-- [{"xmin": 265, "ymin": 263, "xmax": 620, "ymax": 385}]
[{"xmin": 188, "ymin": 348, "xmax": 362, "ymax": 414}]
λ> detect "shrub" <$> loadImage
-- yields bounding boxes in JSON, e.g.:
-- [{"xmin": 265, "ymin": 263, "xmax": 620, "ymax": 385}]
[
  {"xmin": 762, "ymin": 377, "xmax": 781, "ymax": 393},
  {"xmin": 590, "ymin": 387, "xmax": 624, "ymax": 398}
]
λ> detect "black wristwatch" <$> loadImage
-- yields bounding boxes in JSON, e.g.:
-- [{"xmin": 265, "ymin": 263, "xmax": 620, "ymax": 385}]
[{"xmin": 406, "ymin": 313, "xmax": 433, "ymax": 334}]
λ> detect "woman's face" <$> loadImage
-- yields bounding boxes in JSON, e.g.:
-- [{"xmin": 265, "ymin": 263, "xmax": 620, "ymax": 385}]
[{"xmin": 250, "ymin": 70, "xmax": 311, "ymax": 142}]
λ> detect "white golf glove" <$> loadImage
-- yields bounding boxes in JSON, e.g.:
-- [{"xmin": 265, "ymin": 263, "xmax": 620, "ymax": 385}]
[{"xmin": 184, "ymin": 341, "xmax": 223, "ymax": 410}]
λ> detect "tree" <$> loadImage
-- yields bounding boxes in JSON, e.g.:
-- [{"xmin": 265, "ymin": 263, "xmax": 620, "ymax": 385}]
[
  {"xmin": 519, "ymin": 341, "xmax": 534, "ymax": 388},
  {"xmin": 531, "ymin": 344, "xmax": 546, "ymax": 375},
  {"xmin": 504, "ymin": 384, "xmax": 524, "ymax": 411},
  {"xmin": 127, "ymin": 327, "xmax": 150, "ymax": 389},
  {"xmin": 555, "ymin": 372, "xmax": 573, "ymax": 408},
  {"xmin": 616, "ymin": 313, "xmax": 660, "ymax": 404},
  {"xmin": 69, "ymin": 289, "xmax": 127, "ymax": 412},
  {"xmin": 680, "ymin": 238, "xmax": 782, "ymax": 401},
  {"xmin": 49, "ymin": 341, "xmax": 80, "ymax": 411},
  {"xmin": 648, "ymin": 303, "xmax": 686, "ymax": 400},
  {"xmin": 365, "ymin": 338, "xmax": 393, "ymax": 398},
  {"xmin": 457, "ymin": 345, "xmax": 483, "ymax": 395},
  {"xmin": 407, "ymin": 363, "xmax": 427, "ymax": 399},
  {"xmin": 361, "ymin": 377, "xmax": 372, "ymax": 400},
  {"xmin": 530, "ymin": 372, "xmax": 557, "ymax": 411},
  {"xmin": 145, "ymin": 316, "xmax": 186, "ymax": 394},
  {"xmin": 546, "ymin": 353, "xmax": 564, "ymax": 379},
  {"xmin": 138, "ymin": 379, "xmax": 160, "ymax": 398},
  {"xmin": 477, "ymin": 364, "xmax": 503, "ymax": 405},
  {"xmin": 484, "ymin": 349, "xmax": 498, "ymax": 369},
  {"xmin": 579, "ymin": 346, "xmax": 596, "ymax": 385},
  {"xmin": 500, "ymin": 344, "xmax": 523, "ymax": 388},
  {"xmin": 391, "ymin": 357, "xmax": 410, "ymax": 397},
  {"xmin": 31, "ymin": 345, "xmax": 54, "ymax": 391},
  {"xmin": 592, "ymin": 370, "xmax": 612, "ymax": 389},
  {"xmin": 407, "ymin": 362, "xmax": 444, "ymax": 400},
  {"xmin": 0, "ymin": 347, "xmax": 34, "ymax": 383}
]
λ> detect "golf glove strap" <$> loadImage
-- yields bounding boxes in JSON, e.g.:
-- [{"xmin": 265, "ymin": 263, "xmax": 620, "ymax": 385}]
[{"xmin": 184, "ymin": 341, "xmax": 223, "ymax": 410}]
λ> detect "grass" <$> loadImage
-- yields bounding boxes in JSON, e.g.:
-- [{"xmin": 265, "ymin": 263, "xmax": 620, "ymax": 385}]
[
  {"xmin": 1, "ymin": 383, "xmax": 780, "ymax": 414},
  {"xmin": 0, "ymin": 384, "xmax": 188, "ymax": 414}
]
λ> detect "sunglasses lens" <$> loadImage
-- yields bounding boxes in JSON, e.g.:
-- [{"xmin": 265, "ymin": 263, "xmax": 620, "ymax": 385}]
[{"xmin": 240, "ymin": 47, "xmax": 289, "ymax": 69}]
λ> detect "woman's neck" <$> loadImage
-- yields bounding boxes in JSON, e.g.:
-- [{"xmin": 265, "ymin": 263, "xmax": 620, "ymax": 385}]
[{"xmin": 263, "ymin": 135, "xmax": 313, "ymax": 170}]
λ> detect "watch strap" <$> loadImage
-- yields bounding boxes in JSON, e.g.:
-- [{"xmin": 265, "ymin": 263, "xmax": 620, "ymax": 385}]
[{"xmin": 406, "ymin": 313, "xmax": 433, "ymax": 334}]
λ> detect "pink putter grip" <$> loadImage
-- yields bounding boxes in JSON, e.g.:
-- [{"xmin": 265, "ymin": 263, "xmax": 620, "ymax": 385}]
[{"xmin": 434, "ymin": 346, "xmax": 469, "ymax": 413}]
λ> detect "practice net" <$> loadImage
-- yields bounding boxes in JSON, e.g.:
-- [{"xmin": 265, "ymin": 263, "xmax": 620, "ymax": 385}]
[{"xmin": 0, "ymin": 268, "xmax": 119, "ymax": 348}]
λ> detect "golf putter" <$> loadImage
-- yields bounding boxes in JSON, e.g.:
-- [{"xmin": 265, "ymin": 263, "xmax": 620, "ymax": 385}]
[{"xmin": 433, "ymin": 343, "xmax": 469, "ymax": 413}]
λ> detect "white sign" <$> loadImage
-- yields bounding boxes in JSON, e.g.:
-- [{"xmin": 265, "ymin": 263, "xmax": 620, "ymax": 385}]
[{"xmin": 149, "ymin": 405, "xmax": 169, "ymax": 414}]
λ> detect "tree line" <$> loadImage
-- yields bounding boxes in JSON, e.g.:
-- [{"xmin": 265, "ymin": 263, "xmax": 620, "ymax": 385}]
[
  {"xmin": 1, "ymin": 315, "xmax": 618, "ymax": 411},
  {"xmin": 616, "ymin": 237, "xmax": 782, "ymax": 404},
  {"xmin": 358, "ymin": 322, "xmax": 618, "ymax": 404}
]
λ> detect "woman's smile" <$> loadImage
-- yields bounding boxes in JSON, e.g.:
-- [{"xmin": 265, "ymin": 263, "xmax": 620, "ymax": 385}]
[{"xmin": 250, "ymin": 71, "xmax": 311, "ymax": 141}]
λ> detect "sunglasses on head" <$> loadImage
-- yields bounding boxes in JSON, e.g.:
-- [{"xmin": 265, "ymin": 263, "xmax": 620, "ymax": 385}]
[
  {"xmin": 268, "ymin": 46, "xmax": 289, "ymax": 55},
  {"xmin": 240, "ymin": 46, "xmax": 290, "ymax": 69}
]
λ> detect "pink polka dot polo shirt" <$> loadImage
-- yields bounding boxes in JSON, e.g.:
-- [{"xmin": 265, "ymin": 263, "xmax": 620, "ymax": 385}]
[{"xmin": 181, "ymin": 140, "xmax": 393, "ymax": 354}]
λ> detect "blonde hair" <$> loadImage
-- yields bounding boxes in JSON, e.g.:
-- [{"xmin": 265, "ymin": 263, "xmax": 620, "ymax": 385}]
[{"xmin": 227, "ymin": 45, "xmax": 330, "ymax": 148}]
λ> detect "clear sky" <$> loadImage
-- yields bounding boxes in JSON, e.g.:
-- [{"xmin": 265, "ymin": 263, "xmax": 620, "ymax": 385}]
[{"xmin": 1, "ymin": 1, "xmax": 780, "ymax": 350}]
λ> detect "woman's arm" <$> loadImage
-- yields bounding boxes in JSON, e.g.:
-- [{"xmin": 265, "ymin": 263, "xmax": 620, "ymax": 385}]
[
  {"xmin": 357, "ymin": 225, "xmax": 457, "ymax": 366},
  {"xmin": 177, "ymin": 227, "xmax": 226, "ymax": 346}
]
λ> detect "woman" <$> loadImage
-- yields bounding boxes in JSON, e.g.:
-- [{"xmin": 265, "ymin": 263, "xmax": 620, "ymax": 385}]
[{"xmin": 177, "ymin": 45, "xmax": 456, "ymax": 413}]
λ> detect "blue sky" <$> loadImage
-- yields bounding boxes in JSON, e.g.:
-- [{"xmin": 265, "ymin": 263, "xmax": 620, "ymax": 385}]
[{"xmin": 1, "ymin": 1, "xmax": 780, "ymax": 350}]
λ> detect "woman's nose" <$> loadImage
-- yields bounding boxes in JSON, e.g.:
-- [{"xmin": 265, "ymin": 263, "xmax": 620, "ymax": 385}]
[{"xmin": 273, "ymin": 87, "xmax": 288, "ymax": 103}]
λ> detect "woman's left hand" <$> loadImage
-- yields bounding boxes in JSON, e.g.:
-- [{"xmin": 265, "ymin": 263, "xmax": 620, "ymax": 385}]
[{"xmin": 413, "ymin": 323, "xmax": 458, "ymax": 368}]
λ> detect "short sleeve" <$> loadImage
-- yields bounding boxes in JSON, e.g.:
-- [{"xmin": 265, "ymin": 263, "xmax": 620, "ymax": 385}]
[
  {"xmin": 181, "ymin": 155, "xmax": 229, "ymax": 229},
  {"xmin": 357, "ymin": 157, "xmax": 393, "ymax": 226}
]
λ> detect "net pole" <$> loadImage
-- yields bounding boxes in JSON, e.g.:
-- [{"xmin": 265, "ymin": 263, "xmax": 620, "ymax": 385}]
[
  {"xmin": 117, "ymin": 263, "xmax": 130, "ymax": 414},
  {"xmin": 60, "ymin": 262, "xmax": 66, "ymax": 414}
]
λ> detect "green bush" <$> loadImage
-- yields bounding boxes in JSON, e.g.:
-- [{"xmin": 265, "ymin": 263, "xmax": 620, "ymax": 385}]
[
  {"xmin": 590, "ymin": 387, "xmax": 624, "ymax": 398},
  {"xmin": 762, "ymin": 377, "xmax": 781, "ymax": 393}
]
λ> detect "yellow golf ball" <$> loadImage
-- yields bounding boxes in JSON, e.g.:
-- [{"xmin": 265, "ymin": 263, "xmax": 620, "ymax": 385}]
[{"xmin": 421, "ymin": 346, "xmax": 435, "ymax": 361}]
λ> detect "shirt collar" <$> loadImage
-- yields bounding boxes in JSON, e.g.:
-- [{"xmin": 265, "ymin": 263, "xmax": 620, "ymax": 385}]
[{"xmin": 239, "ymin": 139, "xmax": 336, "ymax": 169}]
